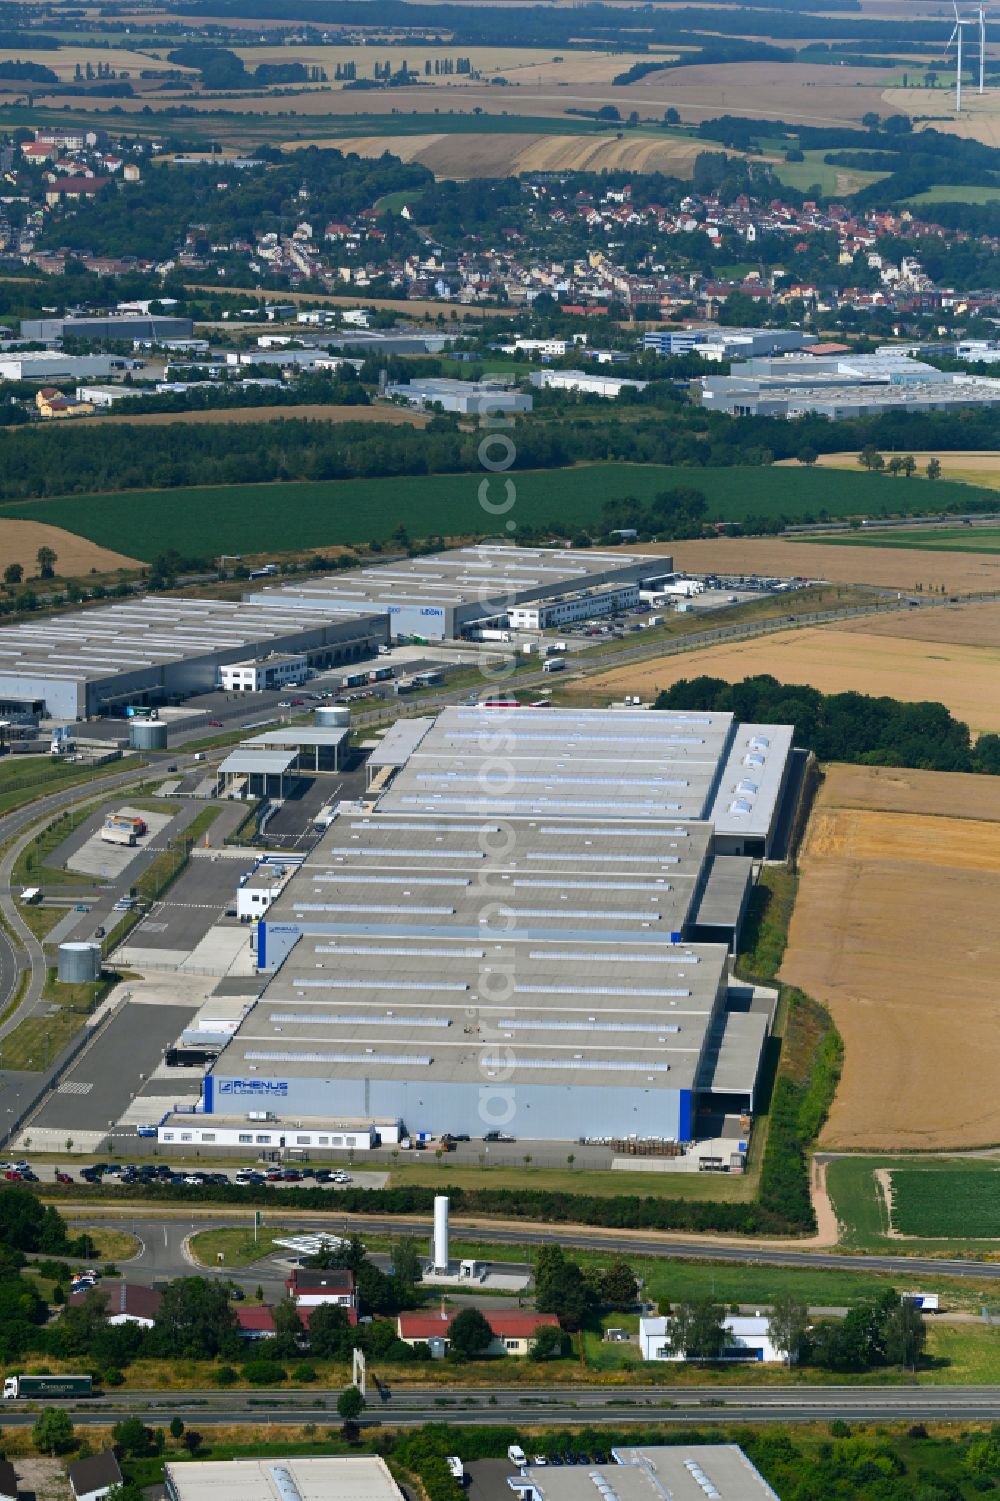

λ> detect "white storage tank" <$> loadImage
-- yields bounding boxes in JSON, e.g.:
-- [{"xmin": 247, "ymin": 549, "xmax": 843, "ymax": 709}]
[
  {"xmin": 57, "ymin": 941, "xmax": 101, "ymax": 985},
  {"xmin": 129, "ymin": 720, "xmax": 168, "ymax": 751},
  {"xmin": 433, "ymin": 1193, "xmax": 449, "ymax": 1271},
  {"xmin": 315, "ymin": 705, "xmax": 350, "ymax": 728}
]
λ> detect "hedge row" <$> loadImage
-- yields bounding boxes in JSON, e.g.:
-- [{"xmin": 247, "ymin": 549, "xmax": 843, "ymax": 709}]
[
  {"xmin": 758, "ymin": 993, "xmax": 843, "ymax": 1230},
  {"xmin": 45, "ymin": 1178, "xmax": 799, "ymax": 1236}
]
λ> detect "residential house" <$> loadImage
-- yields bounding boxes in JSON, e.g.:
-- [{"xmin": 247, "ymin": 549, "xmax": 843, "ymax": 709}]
[
  {"xmin": 396, "ymin": 1309, "xmax": 560, "ymax": 1356},
  {"xmin": 237, "ymin": 1302, "xmax": 353, "ymax": 1340},
  {"xmin": 69, "ymin": 1281, "xmax": 162, "ymax": 1327},
  {"xmin": 44, "ymin": 176, "xmax": 110, "ymax": 206},
  {"xmin": 35, "ymin": 388, "xmax": 92, "ymax": 419},
  {"xmin": 68, "ymin": 1453, "xmax": 122, "ymax": 1501},
  {"xmin": 285, "ymin": 1267, "xmax": 357, "ymax": 1315},
  {"xmin": 235, "ymin": 1305, "xmax": 277, "ymax": 1340}
]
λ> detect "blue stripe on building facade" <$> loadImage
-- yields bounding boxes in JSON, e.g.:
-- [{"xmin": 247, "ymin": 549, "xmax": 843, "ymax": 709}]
[
  {"xmin": 678, "ymin": 1089, "xmax": 692, "ymax": 1143},
  {"xmin": 202, "ymin": 1074, "xmax": 214, "ymax": 1115}
]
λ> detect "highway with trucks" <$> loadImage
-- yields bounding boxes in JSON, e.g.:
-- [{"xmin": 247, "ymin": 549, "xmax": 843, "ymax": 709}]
[{"xmin": 6, "ymin": 1382, "xmax": 1000, "ymax": 1427}]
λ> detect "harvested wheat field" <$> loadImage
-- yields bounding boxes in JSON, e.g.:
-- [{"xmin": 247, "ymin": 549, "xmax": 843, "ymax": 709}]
[
  {"xmin": 782, "ymin": 764, "xmax": 1000, "ymax": 1150},
  {"xmin": 0, "ymin": 45, "xmax": 189, "ymax": 81},
  {"xmin": 232, "ymin": 44, "xmax": 662, "ymax": 87},
  {"xmin": 837, "ymin": 600, "xmax": 1000, "ymax": 649},
  {"xmin": 569, "ymin": 620, "xmax": 1000, "ymax": 733},
  {"xmin": 297, "ymin": 131, "xmax": 720, "ymax": 178},
  {"xmin": 637, "ymin": 537, "xmax": 1000, "ymax": 594},
  {"xmin": 0, "ymin": 520, "xmax": 139, "ymax": 574},
  {"xmin": 184, "ymin": 285, "xmax": 503, "ymax": 321},
  {"xmin": 782, "ymin": 451, "xmax": 1000, "ymax": 488},
  {"xmin": 94, "ymin": 403, "xmax": 430, "ymax": 429}
]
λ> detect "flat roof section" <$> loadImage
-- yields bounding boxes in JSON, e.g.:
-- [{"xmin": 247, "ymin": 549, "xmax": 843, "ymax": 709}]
[
  {"xmin": 0, "ymin": 597, "xmax": 386, "ymax": 688},
  {"xmin": 696, "ymin": 1010, "xmax": 770, "ymax": 1098},
  {"xmin": 690, "ymin": 856, "xmax": 754, "ymax": 930},
  {"xmin": 376, "ymin": 705, "xmax": 736, "ymax": 820},
  {"xmin": 219, "ymin": 749, "xmax": 298, "ymax": 776},
  {"xmin": 609, "ymin": 1445, "xmax": 781, "ymax": 1501},
  {"xmin": 246, "ymin": 728, "xmax": 349, "ymax": 749},
  {"xmin": 268, "ymin": 808, "xmax": 713, "ymax": 940},
  {"xmin": 367, "ymin": 717, "xmax": 436, "ymax": 771},
  {"xmin": 250, "ymin": 542, "xmax": 664, "ymax": 629},
  {"xmin": 709, "ymin": 723, "xmax": 794, "ymax": 843},
  {"xmin": 164, "ymin": 1457, "xmax": 403, "ymax": 1501}
]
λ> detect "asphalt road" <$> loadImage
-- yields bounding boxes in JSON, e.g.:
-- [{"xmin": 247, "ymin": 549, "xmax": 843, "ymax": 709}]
[
  {"xmin": 60, "ymin": 1209, "xmax": 1000, "ymax": 1285},
  {"xmin": 6, "ymin": 1385, "xmax": 1000, "ymax": 1427}
]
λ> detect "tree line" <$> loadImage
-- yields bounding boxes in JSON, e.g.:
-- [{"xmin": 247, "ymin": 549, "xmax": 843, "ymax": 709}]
[
  {"xmin": 654, "ymin": 674, "xmax": 1000, "ymax": 775},
  {"xmin": 7, "ymin": 401, "xmax": 1000, "ymax": 525}
]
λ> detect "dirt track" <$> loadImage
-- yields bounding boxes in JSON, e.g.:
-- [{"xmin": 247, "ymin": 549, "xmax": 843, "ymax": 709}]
[{"xmin": 782, "ymin": 765, "xmax": 1000, "ymax": 1151}]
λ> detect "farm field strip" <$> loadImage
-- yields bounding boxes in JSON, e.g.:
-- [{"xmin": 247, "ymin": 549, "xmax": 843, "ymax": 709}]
[
  {"xmin": 561, "ymin": 621, "xmax": 1000, "ymax": 734},
  {"xmin": 659, "ymin": 534, "xmax": 1000, "ymax": 593},
  {"xmin": 889, "ymin": 1165, "xmax": 1000, "ymax": 1239},
  {"xmin": 782, "ymin": 765, "xmax": 1000, "ymax": 1152},
  {"xmin": 1, "ymin": 463, "xmax": 978, "ymax": 563}
]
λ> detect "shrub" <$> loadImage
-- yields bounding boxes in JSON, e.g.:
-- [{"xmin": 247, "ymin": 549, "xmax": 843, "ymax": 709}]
[{"xmin": 244, "ymin": 1359, "xmax": 286, "ymax": 1386}]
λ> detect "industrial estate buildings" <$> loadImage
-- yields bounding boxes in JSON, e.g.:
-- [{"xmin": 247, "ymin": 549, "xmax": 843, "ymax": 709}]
[
  {"xmin": 253, "ymin": 544, "xmax": 671, "ymax": 643},
  {"xmin": 0, "ymin": 544, "xmax": 674, "ymax": 717},
  {"xmin": 699, "ymin": 350, "xmax": 1000, "ymax": 418},
  {"xmin": 0, "ymin": 597, "xmax": 388, "ymax": 721},
  {"xmin": 159, "ymin": 704, "xmax": 794, "ymax": 1151},
  {"xmin": 160, "ymin": 1449, "xmax": 779, "ymax": 1501}
]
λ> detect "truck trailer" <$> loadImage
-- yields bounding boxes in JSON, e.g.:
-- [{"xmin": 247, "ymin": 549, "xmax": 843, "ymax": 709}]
[
  {"xmin": 100, "ymin": 824, "xmax": 136, "ymax": 847},
  {"xmin": 3, "ymin": 1374, "xmax": 93, "ymax": 1399}
]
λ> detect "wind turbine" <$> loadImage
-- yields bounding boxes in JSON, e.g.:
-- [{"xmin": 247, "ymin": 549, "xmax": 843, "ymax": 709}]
[
  {"xmin": 947, "ymin": 1, "xmax": 977, "ymax": 112},
  {"xmin": 978, "ymin": 3, "xmax": 988, "ymax": 94}
]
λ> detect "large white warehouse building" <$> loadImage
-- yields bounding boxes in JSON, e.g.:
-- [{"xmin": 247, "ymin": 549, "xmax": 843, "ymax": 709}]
[
  {"xmin": 251, "ymin": 543, "xmax": 667, "ymax": 641},
  {"xmin": 187, "ymin": 705, "xmax": 796, "ymax": 1147}
]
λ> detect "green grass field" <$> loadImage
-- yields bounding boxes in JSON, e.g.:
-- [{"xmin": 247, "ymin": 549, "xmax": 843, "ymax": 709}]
[
  {"xmin": 906, "ymin": 184, "xmax": 1000, "ymax": 205},
  {"xmin": 2, "ymin": 465, "xmax": 991, "ymax": 562},
  {"xmin": 890, "ymin": 1164, "xmax": 1000, "ymax": 1238},
  {"xmin": 808, "ymin": 524, "xmax": 1000, "ymax": 554},
  {"xmin": 0, "ymin": 755, "xmax": 134, "ymax": 817},
  {"xmin": 772, "ymin": 148, "xmax": 889, "ymax": 196}
]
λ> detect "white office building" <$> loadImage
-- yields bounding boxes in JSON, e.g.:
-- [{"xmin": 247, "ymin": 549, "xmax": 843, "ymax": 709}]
[
  {"xmin": 509, "ymin": 581, "xmax": 640, "ymax": 629},
  {"xmin": 640, "ymin": 1314, "xmax": 781, "ymax": 1363}
]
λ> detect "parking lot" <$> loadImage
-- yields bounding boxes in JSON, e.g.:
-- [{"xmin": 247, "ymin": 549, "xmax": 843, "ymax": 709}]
[
  {"xmin": 126, "ymin": 857, "xmax": 242, "ymax": 955},
  {"xmin": 27, "ymin": 1001, "xmax": 200, "ymax": 1137}
]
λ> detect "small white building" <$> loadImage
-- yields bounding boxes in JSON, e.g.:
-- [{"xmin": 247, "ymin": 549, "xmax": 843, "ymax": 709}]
[
  {"xmin": 384, "ymin": 377, "xmax": 533, "ymax": 415},
  {"xmin": 236, "ymin": 856, "xmax": 299, "ymax": 921},
  {"xmin": 75, "ymin": 385, "xmax": 146, "ymax": 408},
  {"xmin": 640, "ymin": 1314, "xmax": 781, "ymax": 1364},
  {"xmin": 157, "ymin": 1112, "xmax": 401, "ymax": 1151},
  {"xmin": 219, "ymin": 654, "xmax": 308, "ymax": 692},
  {"xmin": 530, "ymin": 368, "xmax": 648, "ymax": 399}
]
